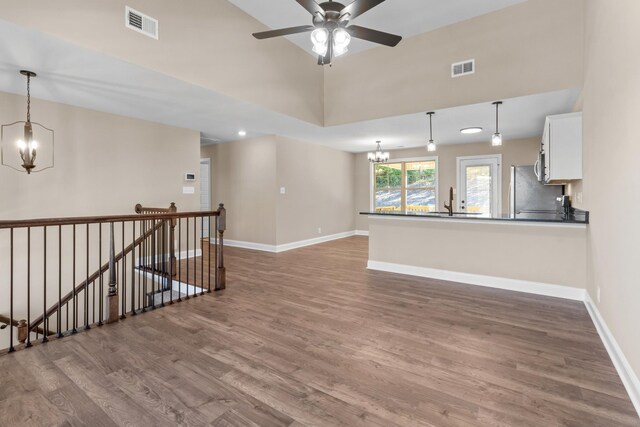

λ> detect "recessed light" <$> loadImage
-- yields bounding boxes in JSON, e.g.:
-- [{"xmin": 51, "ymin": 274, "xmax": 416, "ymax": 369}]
[
  {"xmin": 460, "ymin": 127, "xmax": 483, "ymax": 134},
  {"xmin": 238, "ymin": 130, "xmax": 247, "ymax": 137}
]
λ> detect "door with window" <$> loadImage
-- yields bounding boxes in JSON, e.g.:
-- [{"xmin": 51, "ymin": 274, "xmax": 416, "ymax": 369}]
[{"xmin": 457, "ymin": 155, "xmax": 501, "ymax": 217}]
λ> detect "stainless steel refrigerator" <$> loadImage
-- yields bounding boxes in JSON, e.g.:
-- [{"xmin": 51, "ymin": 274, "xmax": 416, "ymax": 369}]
[{"xmin": 509, "ymin": 165, "xmax": 563, "ymax": 217}]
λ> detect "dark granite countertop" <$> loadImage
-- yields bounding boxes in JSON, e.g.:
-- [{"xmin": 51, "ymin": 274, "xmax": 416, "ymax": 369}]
[{"xmin": 361, "ymin": 209, "xmax": 589, "ymax": 224}]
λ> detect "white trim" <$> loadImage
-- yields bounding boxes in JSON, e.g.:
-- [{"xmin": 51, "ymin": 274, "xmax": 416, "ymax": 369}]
[
  {"xmin": 369, "ymin": 156, "xmax": 440, "ymax": 212},
  {"xmin": 135, "ymin": 269, "xmax": 205, "ymax": 296},
  {"xmin": 222, "ymin": 240, "xmax": 278, "ymax": 253},
  {"xmin": 584, "ymin": 293, "xmax": 640, "ymax": 417},
  {"xmin": 137, "ymin": 248, "xmax": 201, "ymax": 266},
  {"xmin": 367, "ymin": 260, "xmax": 586, "ymax": 301},
  {"xmin": 217, "ymin": 231, "xmax": 358, "ymax": 253},
  {"xmin": 367, "ymin": 214, "xmax": 587, "ymax": 229},
  {"xmin": 355, "ymin": 230, "xmax": 369, "ymax": 236}
]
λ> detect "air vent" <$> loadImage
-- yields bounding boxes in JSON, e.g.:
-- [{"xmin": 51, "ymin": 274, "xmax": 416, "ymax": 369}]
[
  {"xmin": 452, "ymin": 59, "xmax": 475, "ymax": 78},
  {"xmin": 125, "ymin": 6, "xmax": 158, "ymax": 39}
]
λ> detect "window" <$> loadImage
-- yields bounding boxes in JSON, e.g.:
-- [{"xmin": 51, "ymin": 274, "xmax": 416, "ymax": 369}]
[{"xmin": 373, "ymin": 159, "xmax": 437, "ymax": 213}]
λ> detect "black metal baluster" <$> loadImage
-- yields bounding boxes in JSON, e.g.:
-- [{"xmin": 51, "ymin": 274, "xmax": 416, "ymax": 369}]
[
  {"xmin": 208, "ymin": 215, "xmax": 212, "ymax": 293},
  {"xmin": 200, "ymin": 216, "xmax": 204, "ymax": 296},
  {"xmin": 72, "ymin": 224, "xmax": 77, "ymax": 334},
  {"xmin": 193, "ymin": 216, "xmax": 198, "ymax": 297},
  {"xmin": 85, "ymin": 224, "xmax": 90, "ymax": 330},
  {"xmin": 26, "ymin": 227, "xmax": 32, "ymax": 347},
  {"xmin": 177, "ymin": 218, "xmax": 182, "ymax": 302},
  {"xmin": 168, "ymin": 218, "xmax": 174, "ymax": 305},
  {"xmin": 151, "ymin": 220, "xmax": 156, "ymax": 308},
  {"xmin": 42, "ymin": 226, "xmax": 48, "ymax": 343},
  {"xmin": 215, "ymin": 216, "xmax": 219, "ymax": 291},
  {"xmin": 142, "ymin": 220, "xmax": 147, "ymax": 312},
  {"xmin": 58, "ymin": 225, "xmax": 63, "ymax": 338},
  {"xmin": 98, "ymin": 224, "xmax": 103, "ymax": 326},
  {"xmin": 186, "ymin": 217, "xmax": 190, "ymax": 299},
  {"xmin": 161, "ymin": 220, "xmax": 166, "ymax": 307},
  {"xmin": 131, "ymin": 220, "xmax": 136, "ymax": 315},
  {"xmin": 121, "ymin": 221, "xmax": 126, "ymax": 319},
  {"xmin": 137, "ymin": 220, "xmax": 142, "ymax": 312},
  {"xmin": 9, "ymin": 229, "xmax": 14, "ymax": 352}
]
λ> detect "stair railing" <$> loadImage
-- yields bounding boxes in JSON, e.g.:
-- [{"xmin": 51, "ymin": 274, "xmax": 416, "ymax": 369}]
[{"xmin": 0, "ymin": 202, "xmax": 226, "ymax": 354}]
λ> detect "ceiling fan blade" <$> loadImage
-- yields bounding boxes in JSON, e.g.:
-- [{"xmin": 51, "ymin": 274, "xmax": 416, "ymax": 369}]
[
  {"xmin": 252, "ymin": 25, "xmax": 315, "ymax": 39},
  {"xmin": 295, "ymin": 0, "xmax": 325, "ymax": 16},
  {"xmin": 347, "ymin": 25, "xmax": 402, "ymax": 47},
  {"xmin": 340, "ymin": 0, "xmax": 386, "ymax": 20}
]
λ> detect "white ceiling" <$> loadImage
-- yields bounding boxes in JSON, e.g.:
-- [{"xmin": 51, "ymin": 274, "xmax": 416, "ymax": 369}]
[
  {"xmin": 0, "ymin": 18, "xmax": 579, "ymax": 153},
  {"xmin": 229, "ymin": 0, "xmax": 528, "ymax": 56}
]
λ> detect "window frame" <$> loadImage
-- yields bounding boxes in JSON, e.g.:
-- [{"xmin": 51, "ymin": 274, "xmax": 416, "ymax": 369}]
[{"xmin": 369, "ymin": 156, "xmax": 439, "ymax": 213}]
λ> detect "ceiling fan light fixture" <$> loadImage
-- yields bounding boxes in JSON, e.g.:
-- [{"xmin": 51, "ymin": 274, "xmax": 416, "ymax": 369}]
[{"xmin": 332, "ymin": 28, "xmax": 351, "ymax": 57}]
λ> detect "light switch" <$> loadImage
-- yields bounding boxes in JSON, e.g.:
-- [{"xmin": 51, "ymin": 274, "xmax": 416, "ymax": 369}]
[
  {"xmin": 182, "ymin": 186, "xmax": 195, "ymax": 194},
  {"xmin": 280, "ymin": 187, "xmax": 286, "ymax": 194}
]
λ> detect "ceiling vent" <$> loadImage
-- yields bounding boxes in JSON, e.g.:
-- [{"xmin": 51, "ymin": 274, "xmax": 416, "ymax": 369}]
[
  {"xmin": 125, "ymin": 6, "xmax": 158, "ymax": 39},
  {"xmin": 451, "ymin": 59, "xmax": 475, "ymax": 78}
]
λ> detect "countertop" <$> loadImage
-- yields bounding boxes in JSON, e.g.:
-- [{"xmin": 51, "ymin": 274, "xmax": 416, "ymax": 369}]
[{"xmin": 361, "ymin": 209, "xmax": 589, "ymax": 224}]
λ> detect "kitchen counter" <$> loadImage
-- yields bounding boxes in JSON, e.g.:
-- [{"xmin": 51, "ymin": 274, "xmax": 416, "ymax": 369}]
[{"xmin": 361, "ymin": 209, "xmax": 589, "ymax": 225}]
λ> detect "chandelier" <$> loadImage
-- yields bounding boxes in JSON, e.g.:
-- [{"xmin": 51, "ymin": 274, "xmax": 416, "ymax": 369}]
[
  {"xmin": 367, "ymin": 141, "xmax": 389, "ymax": 163},
  {"xmin": 1, "ymin": 70, "xmax": 54, "ymax": 174}
]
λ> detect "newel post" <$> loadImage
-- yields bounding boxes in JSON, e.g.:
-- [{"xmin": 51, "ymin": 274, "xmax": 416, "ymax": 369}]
[
  {"xmin": 107, "ymin": 222, "xmax": 119, "ymax": 324},
  {"xmin": 216, "ymin": 203, "xmax": 226, "ymax": 291},
  {"xmin": 168, "ymin": 202, "xmax": 177, "ymax": 277},
  {"xmin": 17, "ymin": 319, "xmax": 27, "ymax": 344}
]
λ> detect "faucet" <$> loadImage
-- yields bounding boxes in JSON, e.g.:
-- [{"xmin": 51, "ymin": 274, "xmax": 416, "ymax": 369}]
[{"xmin": 444, "ymin": 187, "xmax": 454, "ymax": 216}]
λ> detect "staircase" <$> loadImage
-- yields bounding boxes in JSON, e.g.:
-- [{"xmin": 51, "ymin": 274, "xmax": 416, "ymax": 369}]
[{"xmin": 0, "ymin": 202, "xmax": 226, "ymax": 354}]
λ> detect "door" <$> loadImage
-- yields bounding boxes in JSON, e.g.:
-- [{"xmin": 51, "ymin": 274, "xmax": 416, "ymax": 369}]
[
  {"xmin": 200, "ymin": 158, "xmax": 211, "ymax": 238},
  {"xmin": 457, "ymin": 155, "xmax": 501, "ymax": 217}
]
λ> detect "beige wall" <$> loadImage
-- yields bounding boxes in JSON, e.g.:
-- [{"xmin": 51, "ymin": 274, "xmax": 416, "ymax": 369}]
[
  {"xmin": 276, "ymin": 137, "xmax": 355, "ymax": 245},
  {"xmin": 581, "ymin": 1, "xmax": 640, "ymax": 378},
  {"xmin": 355, "ymin": 138, "xmax": 540, "ymax": 230},
  {"xmin": 0, "ymin": 91, "xmax": 200, "ymax": 218},
  {"xmin": 324, "ymin": 0, "xmax": 585, "ymax": 125},
  {"xmin": 202, "ymin": 136, "xmax": 356, "ymax": 247},
  {"xmin": 369, "ymin": 217, "xmax": 587, "ymax": 289},
  {"xmin": 0, "ymin": 90, "xmax": 200, "ymax": 327},
  {"xmin": 201, "ymin": 137, "xmax": 278, "ymax": 246},
  {"xmin": 0, "ymin": 0, "xmax": 324, "ymax": 125}
]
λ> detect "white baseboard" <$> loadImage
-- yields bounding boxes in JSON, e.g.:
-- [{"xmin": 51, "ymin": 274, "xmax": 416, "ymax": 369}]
[
  {"xmin": 367, "ymin": 260, "xmax": 586, "ymax": 301},
  {"xmin": 355, "ymin": 230, "xmax": 370, "ymax": 236},
  {"xmin": 584, "ymin": 293, "xmax": 640, "ymax": 417},
  {"xmin": 215, "ymin": 231, "xmax": 358, "ymax": 253}
]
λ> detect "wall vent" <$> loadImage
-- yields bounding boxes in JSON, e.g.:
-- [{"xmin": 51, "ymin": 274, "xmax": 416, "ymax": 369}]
[
  {"xmin": 125, "ymin": 6, "xmax": 158, "ymax": 39},
  {"xmin": 451, "ymin": 59, "xmax": 475, "ymax": 78}
]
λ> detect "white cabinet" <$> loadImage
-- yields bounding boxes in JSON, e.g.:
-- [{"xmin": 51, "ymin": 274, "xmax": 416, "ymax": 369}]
[{"xmin": 540, "ymin": 112, "xmax": 583, "ymax": 184}]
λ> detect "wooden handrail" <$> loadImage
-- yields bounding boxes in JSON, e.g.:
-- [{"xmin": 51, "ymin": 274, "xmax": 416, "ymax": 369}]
[
  {"xmin": 0, "ymin": 315, "xmax": 54, "ymax": 337},
  {"xmin": 0, "ymin": 209, "xmax": 221, "ymax": 229}
]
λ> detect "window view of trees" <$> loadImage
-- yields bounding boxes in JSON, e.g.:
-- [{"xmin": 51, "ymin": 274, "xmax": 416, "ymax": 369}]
[{"xmin": 374, "ymin": 160, "xmax": 437, "ymax": 212}]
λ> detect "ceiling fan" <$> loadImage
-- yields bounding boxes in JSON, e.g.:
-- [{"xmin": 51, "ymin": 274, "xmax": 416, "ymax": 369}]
[{"xmin": 252, "ymin": 0, "xmax": 402, "ymax": 66}]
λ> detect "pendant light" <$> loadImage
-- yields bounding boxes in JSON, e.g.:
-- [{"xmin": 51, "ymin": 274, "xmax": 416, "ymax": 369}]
[
  {"xmin": 367, "ymin": 141, "xmax": 389, "ymax": 163},
  {"xmin": 492, "ymin": 101, "xmax": 503, "ymax": 147},
  {"xmin": 1, "ymin": 70, "xmax": 55, "ymax": 174},
  {"xmin": 426, "ymin": 112, "xmax": 436, "ymax": 152}
]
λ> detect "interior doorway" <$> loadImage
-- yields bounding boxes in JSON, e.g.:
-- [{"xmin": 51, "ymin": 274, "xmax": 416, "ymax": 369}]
[{"xmin": 200, "ymin": 158, "xmax": 211, "ymax": 237}]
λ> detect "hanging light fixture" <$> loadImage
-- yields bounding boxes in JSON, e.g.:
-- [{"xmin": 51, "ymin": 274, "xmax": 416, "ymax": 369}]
[
  {"xmin": 492, "ymin": 101, "xmax": 503, "ymax": 147},
  {"xmin": 1, "ymin": 70, "xmax": 54, "ymax": 174},
  {"xmin": 426, "ymin": 112, "xmax": 436, "ymax": 152},
  {"xmin": 367, "ymin": 141, "xmax": 389, "ymax": 163},
  {"xmin": 332, "ymin": 28, "xmax": 351, "ymax": 57}
]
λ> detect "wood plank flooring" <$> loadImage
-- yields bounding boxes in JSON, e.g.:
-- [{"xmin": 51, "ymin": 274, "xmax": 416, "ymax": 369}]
[{"xmin": 0, "ymin": 236, "xmax": 637, "ymax": 426}]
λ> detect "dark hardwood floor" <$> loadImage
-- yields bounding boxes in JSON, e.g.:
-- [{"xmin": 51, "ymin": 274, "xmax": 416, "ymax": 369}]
[{"xmin": 0, "ymin": 236, "xmax": 638, "ymax": 426}]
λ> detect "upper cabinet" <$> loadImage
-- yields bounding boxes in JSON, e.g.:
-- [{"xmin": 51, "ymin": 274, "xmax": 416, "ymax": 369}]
[{"xmin": 540, "ymin": 112, "xmax": 583, "ymax": 185}]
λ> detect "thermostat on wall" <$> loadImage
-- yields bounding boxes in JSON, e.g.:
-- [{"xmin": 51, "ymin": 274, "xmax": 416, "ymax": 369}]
[{"xmin": 184, "ymin": 173, "xmax": 196, "ymax": 181}]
